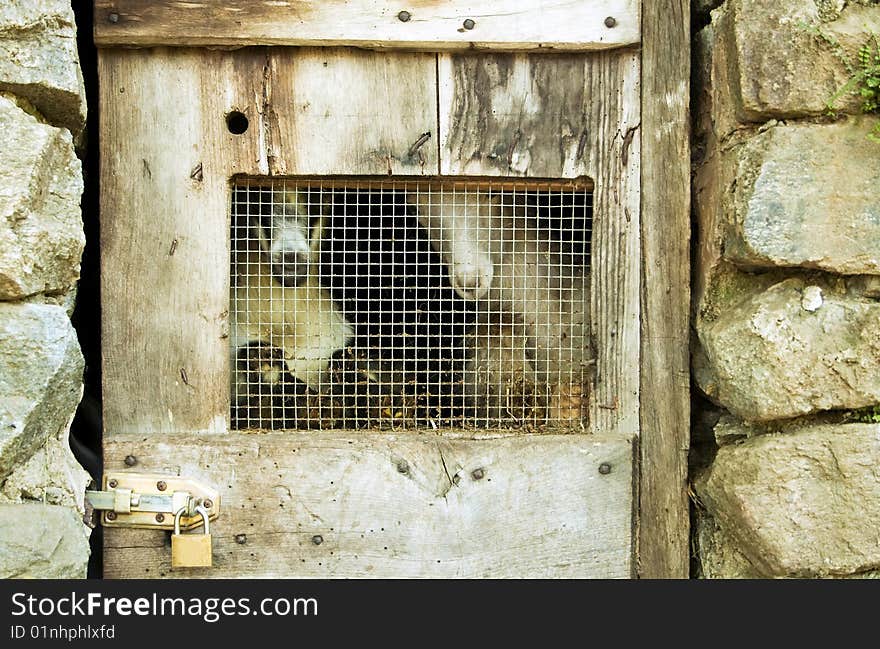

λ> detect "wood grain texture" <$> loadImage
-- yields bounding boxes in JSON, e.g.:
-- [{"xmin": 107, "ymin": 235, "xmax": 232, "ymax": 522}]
[
  {"xmin": 99, "ymin": 49, "xmax": 239, "ymax": 436},
  {"xmin": 639, "ymin": 0, "xmax": 691, "ymax": 578},
  {"xmin": 94, "ymin": 0, "xmax": 641, "ymax": 51},
  {"xmin": 103, "ymin": 432, "xmax": 636, "ymax": 578},
  {"xmin": 439, "ymin": 52, "xmax": 641, "ymax": 440},
  {"xmin": 267, "ymin": 48, "xmax": 438, "ymax": 176},
  {"xmin": 439, "ymin": 53, "xmax": 595, "ymax": 178}
]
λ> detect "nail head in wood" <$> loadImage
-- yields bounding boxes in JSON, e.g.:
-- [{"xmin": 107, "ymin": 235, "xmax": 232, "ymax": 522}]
[
  {"xmin": 311, "ymin": 535, "xmax": 323, "ymax": 546},
  {"xmin": 123, "ymin": 455, "xmax": 137, "ymax": 467},
  {"xmin": 397, "ymin": 11, "xmax": 411, "ymax": 23},
  {"xmin": 604, "ymin": 16, "xmax": 617, "ymax": 28},
  {"xmin": 471, "ymin": 468, "xmax": 485, "ymax": 480},
  {"xmin": 598, "ymin": 463, "xmax": 612, "ymax": 475},
  {"xmin": 463, "ymin": 18, "xmax": 476, "ymax": 30},
  {"xmin": 108, "ymin": 12, "xmax": 119, "ymax": 24}
]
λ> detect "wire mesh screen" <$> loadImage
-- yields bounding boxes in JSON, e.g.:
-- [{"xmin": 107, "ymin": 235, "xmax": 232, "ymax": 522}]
[{"xmin": 230, "ymin": 178, "xmax": 593, "ymax": 432}]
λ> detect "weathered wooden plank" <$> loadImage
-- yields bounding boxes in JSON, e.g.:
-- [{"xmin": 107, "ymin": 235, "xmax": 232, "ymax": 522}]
[
  {"xmin": 99, "ymin": 49, "xmax": 249, "ymax": 436},
  {"xmin": 103, "ymin": 432, "xmax": 636, "ymax": 578},
  {"xmin": 438, "ymin": 53, "xmax": 593, "ymax": 178},
  {"xmin": 639, "ymin": 0, "xmax": 691, "ymax": 578},
  {"xmin": 438, "ymin": 51, "xmax": 641, "ymax": 440},
  {"xmin": 267, "ymin": 48, "xmax": 438, "ymax": 176},
  {"xmin": 94, "ymin": 1, "xmax": 641, "ymax": 52},
  {"xmin": 587, "ymin": 52, "xmax": 641, "ymax": 442}
]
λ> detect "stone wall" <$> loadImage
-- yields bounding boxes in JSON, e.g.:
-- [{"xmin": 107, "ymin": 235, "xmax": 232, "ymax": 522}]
[
  {"xmin": 692, "ymin": 0, "xmax": 880, "ymax": 577},
  {"xmin": 0, "ymin": 1, "xmax": 90, "ymax": 578}
]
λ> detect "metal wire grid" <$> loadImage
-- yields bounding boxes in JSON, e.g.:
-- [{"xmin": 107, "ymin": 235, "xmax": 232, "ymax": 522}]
[{"xmin": 230, "ymin": 178, "xmax": 592, "ymax": 432}]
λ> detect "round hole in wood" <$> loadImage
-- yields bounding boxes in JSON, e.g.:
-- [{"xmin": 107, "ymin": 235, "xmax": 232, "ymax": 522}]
[{"xmin": 226, "ymin": 111, "xmax": 249, "ymax": 135}]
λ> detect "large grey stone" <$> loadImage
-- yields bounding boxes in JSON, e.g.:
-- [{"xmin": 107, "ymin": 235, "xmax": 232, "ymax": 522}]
[
  {"xmin": 0, "ymin": 94, "xmax": 84, "ymax": 300},
  {"xmin": 724, "ymin": 119, "xmax": 880, "ymax": 275},
  {"xmin": 706, "ymin": 0, "xmax": 880, "ymax": 136},
  {"xmin": 0, "ymin": 0, "xmax": 86, "ymax": 136},
  {"xmin": 0, "ymin": 503, "xmax": 89, "ymax": 578},
  {"xmin": 697, "ymin": 421, "xmax": 880, "ymax": 577},
  {"xmin": 698, "ymin": 278, "xmax": 880, "ymax": 421},
  {"xmin": 0, "ymin": 421, "xmax": 90, "ymax": 513},
  {"xmin": 0, "ymin": 302, "xmax": 84, "ymax": 482}
]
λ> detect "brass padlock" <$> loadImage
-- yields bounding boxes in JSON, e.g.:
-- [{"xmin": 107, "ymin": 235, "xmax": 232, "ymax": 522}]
[{"xmin": 171, "ymin": 505, "xmax": 212, "ymax": 568}]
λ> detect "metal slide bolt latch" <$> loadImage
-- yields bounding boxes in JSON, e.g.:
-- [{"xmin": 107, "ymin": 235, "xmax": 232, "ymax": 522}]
[
  {"xmin": 85, "ymin": 472, "xmax": 220, "ymax": 530},
  {"xmin": 171, "ymin": 505, "xmax": 213, "ymax": 569}
]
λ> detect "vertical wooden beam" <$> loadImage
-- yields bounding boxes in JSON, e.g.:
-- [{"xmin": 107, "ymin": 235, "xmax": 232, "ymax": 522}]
[{"xmin": 639, "ymin": 0, "xmax": 691, "ymax": 578}]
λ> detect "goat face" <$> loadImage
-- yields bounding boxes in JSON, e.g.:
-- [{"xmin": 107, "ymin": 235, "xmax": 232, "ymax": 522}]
[{"xmin": 253, "ymin": 189, "xmax": 326, "ymax": 288}]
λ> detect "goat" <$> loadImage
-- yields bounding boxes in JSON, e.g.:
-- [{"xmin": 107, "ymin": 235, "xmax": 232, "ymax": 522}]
[
  {"xmin": 230, "ymin": 187, "xmax": 353, "ymax": 429},
  {"xmin": 409, "ymin": 190, "xmax": 592, "ymax": 425}
]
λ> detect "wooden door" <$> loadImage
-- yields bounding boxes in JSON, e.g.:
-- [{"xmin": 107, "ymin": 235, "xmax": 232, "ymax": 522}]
[{"xmin": 96, "ymin": 0, "xmax": 690, "ymax": 578}]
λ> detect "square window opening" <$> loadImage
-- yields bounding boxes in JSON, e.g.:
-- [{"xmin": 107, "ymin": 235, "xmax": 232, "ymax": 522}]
[{"xmin": 230, "ymin": 178, "xmax": 593, "ymax": 432}]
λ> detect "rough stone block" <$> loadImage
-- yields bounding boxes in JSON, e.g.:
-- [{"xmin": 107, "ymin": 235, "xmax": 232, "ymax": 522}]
[
  {"xmin": 0, "ymin": 94, "xmax": 84, "ymax": 299},
  {"xmin": 0, "ymin": 302, "xmax": 84, "ymax": 482},
  {"xmin": 0, "ymin": 503, "xmax": 89, "ymax": 578},
  {"xmin": 0, "ymin": 0, "xmax": 86, "ymax": 136},
  {"xmin": 698, "ymin": 278, "xmax": 880, "ymax": 421},
  {"xmin": 725, "ymin": 119, "xmax": 880, "ymax": 275},
  {"xmin": 697, "ymin": 421, "xmax": 880, "ymax": 577},
  {"xmin": 706, "ymin": 0, "xmax": 879, "ymax": 135},
  {"xmin": 694, "ymin": 511, "xmax": 762, "ymax": 579},
  {"xmin": 0, "ymin": 423, "xmax": 91, "ymax": 513}
]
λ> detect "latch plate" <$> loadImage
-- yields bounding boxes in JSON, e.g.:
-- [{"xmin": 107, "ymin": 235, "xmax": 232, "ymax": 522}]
[{"xmin": 96, "ymin": 472, "xmax": 220, "ymax": 531}]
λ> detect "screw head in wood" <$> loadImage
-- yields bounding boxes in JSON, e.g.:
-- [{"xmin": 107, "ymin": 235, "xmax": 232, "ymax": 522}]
[
  {"xmin": 108, "ymin": 12, "xmax": 119, "ymax": 23},
  {"xmin": 124, "ymin": 455, "xmax": 137, "ymax": 467},
  {"xmin": 599, "ymin": 463, "xmax": 612, "ymax": 475},
  {"xmin": 604, "ymin": 16, "xmax": 617, "ymax": 28},
  {"xmin": 312, "ymin": 535, "xmax": 324, "ymax": 546},
  {"xmin": 397, "ymin": 10, "xmax": 411, "ymax": 22},
  {"xmin": 157, "ymin": 480, "xmax": 167, "ymax": 491},
  {"xmin": 155, "ymin": 513, "xmax": 165, "ymax": 523},
  {"xmin": 203, "ymin": 499, "xmax": 213, "ymax": 509},
  {"xmin": 106, "ymin": 512, "xmax": 117, "ymax": 521},
  {"xmin": 235, "ymin": 534, "xmax": 248, "ymax": 545},
  {"xmin": 463, "ymin": 18, "xmax": 476, "ymax": 30},
  {"xmin": 108, "ymin": 479, "xmax": 118, "ymax": 489},
  {"xmin": 471, "ymin": 468, "xmax": 485, "ymax": 480}
]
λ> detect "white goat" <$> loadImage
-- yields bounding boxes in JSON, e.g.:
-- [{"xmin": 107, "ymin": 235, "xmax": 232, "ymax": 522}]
[
  {"xmin": 410, "ymin": 190, "xmax": 592, "ymax": 424},
  {"xmin": 230, "ymin": 188, "xmax": 352, "ymax": 428}
]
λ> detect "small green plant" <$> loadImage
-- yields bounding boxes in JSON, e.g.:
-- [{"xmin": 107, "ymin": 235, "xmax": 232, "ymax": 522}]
[
  {"xmin": 848, "ymin": 405, "xmax": 880, "ymax": 423},
  {"xmin": 827, "ymin": 34, "xmax": 880, "ymax": 142}
]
